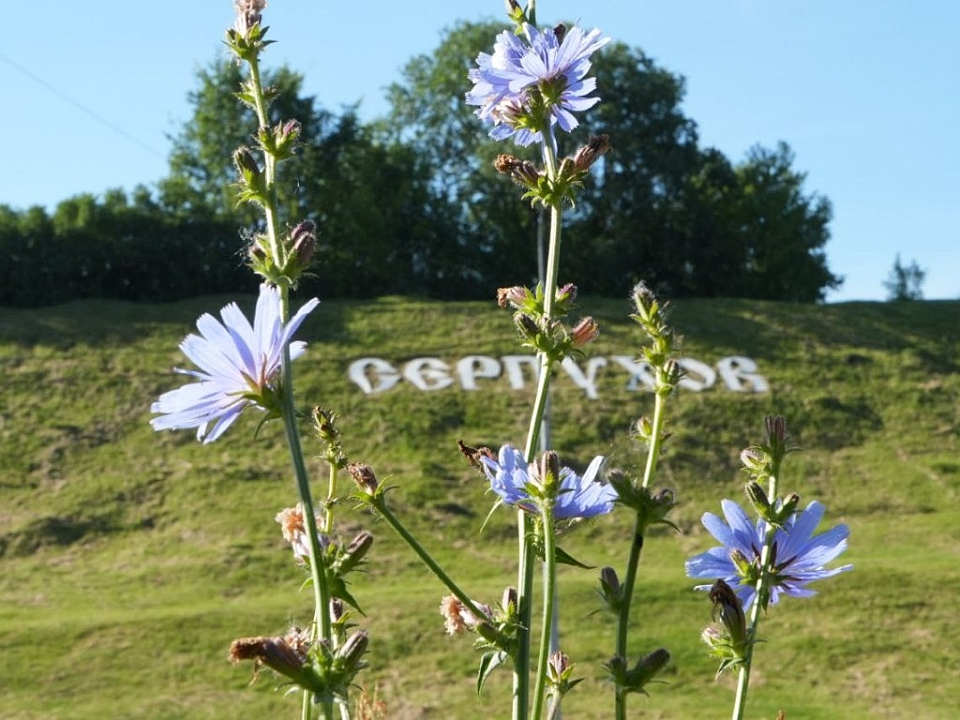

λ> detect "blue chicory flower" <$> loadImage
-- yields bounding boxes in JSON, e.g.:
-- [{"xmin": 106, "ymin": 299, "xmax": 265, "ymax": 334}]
[
  {"xmin": 466, "ymin": 23, "xmax": 610, "ymax": 147},
  {"xmin": 685, "ymin": 499, "xmax": 853, "ymax": 610},
  {"xmin": 480, "ymin": 445, "xmax": 617, "ymax": 520},
  {"xmin": 151, "ymin": 283, "xmax": 319, "ymax": 443}
]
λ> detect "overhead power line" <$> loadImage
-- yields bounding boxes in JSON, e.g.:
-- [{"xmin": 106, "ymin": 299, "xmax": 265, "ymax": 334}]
[{"xmin": 0, "ymin": 51, "xmax": 166, "ymax": 161}]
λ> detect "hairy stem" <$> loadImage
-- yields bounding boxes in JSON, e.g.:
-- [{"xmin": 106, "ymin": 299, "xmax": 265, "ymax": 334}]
[
  {"xmin": 531, "ymin": 508, "xmax": 557, "ymax": 720},
  {"xmin": 731, "ymin": 464, "xmax": 781, "ymax": 720},
  {"xmin": 613, "ymin": 391, "xmax": 667, "ymax": 720}
]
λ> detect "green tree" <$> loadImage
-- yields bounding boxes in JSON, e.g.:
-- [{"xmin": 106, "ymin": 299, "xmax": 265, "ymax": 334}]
[
  {"xmin": 381, "ymin": 20, "xmax": 540, "ymax": 297},
  {"xmin": 883, "ymin": 253, "xmax": 926, "ymax": 301},
  {"xmin": 161, "ymin": 57, "xmax": 450, "ymax": 298},
  {"xmin": 384, "ymin": 21, "xmax": 843, "ymax": 301}
]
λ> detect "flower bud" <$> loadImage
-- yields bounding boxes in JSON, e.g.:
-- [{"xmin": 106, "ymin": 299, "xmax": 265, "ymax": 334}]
[
  {"xmin": 708, "ymin": 580, "xmax": 748, "ymax": 654},
  {"xmin": 635, "ymin": 415, "xmax": 653, "ymax": 441},
  {"xmin": 330, "ymin": 598, "xmax": 345, "ymax": 623},
  {"xmin": 740, "ymin": 446, "xmax": 769, "ymax": 475},
  {"xmin": 515, "ymin": 312, "xmax": 540, "ymax": 341},
  {"xmin": 289, "ymin": 219, "xmax": 316, "ymax": 268},
  {"xmin": 555, "ymin": 283, "xmax": 577, "ymax": 304},
  {"xmin": 538, "ymin": 450, "xmax": 562, "ymax": 494},
  {"xmin": 773, "ymin": 492, "xmax": 801, "ymax": 525},
  {"xmin": 336, "ymin": 630, "xmax": 369, "ymax": 669},
  {"xmin": 348, "ymin": 463, "xmax": 379, "ymax": 496},
  {"xmin": 745, "ymin": 480, "xmax": 772, "ymax": 518},
  {"xmin": 599, "ymin": 566, "xmax": 622, "ymax": 611},
  {"xmin": 501, "ymin": 586, "xmax": 518, "ymax": 615},
  {"xmin": 765, "ymin": 415, "xmax": 789, "ymax": 448},
  {"xmin": 631, "ymin": 281, "xmax": 659, "ymax": 318},
  {"xmin": 571, "ymin": 316, "xmax": 599, "ymax": 347},
  {"xmin": 494, "ymin": 154, "xmax": 540, "ymax": 189},
  {"xmin": 233, "ymin": 0, "xmax": 267, "ymax": 35},
  {"xmin": 627, "ymin": 648, "xmax": 671, "ymax": 690},
  {"xmin": 337, "ymin": 531, "xmax": 374, "ymax": 575},
  {"xmin": 547, "ymin": 650, "xmax": 576, "ymax": 690},
  {"xmin": 659, "ymin": 359, "xmax": 684, "ymax": 392},
  {"xmin": 497, "ymin": 285, "xmax": 529, "ymax": 309},
  {"xmin": 572, "ymin": 134, "xmax": 611, "ymax": 172}
]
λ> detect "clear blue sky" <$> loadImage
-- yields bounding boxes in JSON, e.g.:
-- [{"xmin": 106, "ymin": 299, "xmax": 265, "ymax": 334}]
[{"xmin": 4, "ymin": 1, "xmax": 958, "ymax": 301}]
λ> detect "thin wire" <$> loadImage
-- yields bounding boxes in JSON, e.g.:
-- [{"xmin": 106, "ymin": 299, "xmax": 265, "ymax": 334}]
[{"xmin": 0, "ymin": 51, "xmax": 166, "ymax": 160}]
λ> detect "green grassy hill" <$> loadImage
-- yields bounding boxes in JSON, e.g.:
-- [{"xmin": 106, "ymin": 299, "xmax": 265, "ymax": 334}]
[{"xmin": 1, "ymin": 295, "xmax": 958, "ymax": 719}]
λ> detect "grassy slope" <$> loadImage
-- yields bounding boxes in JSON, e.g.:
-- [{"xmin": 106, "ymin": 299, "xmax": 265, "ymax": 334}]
[{"xmin": 1, "ymin": 295, "xmax": 958, "ymax": 719}]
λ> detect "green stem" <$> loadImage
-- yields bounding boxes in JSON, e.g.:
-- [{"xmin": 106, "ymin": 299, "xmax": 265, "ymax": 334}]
[
  {"xmin": 244, "ymin": 55, "xmax": 283, "ymax": 268},
  {"xmin": 731, "ymin": 466, "xmax": 781, "ymax": 720},
  {"xmin": 243, "ymin": 36, "xmax": 331, "ymax": 720},
  {"xmin": 514, "ymin": 135, "xmax": 564, "ymax": 720},
  {"xmin": 322, "ymin": 463, "xmax": 338, "ymax": 535},
  {"xmin": 373, "ymin": 497, "xmax": 500, "ymax": 641},
  {"xmin": 613, "ymin": 392, "xmax": 667, "ymax": 720},
  {"xmin": 531, "ymin": 509, "xmax": 557, "ymax": 720}
]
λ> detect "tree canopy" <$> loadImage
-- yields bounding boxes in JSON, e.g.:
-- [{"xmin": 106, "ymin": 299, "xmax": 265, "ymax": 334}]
[{"xmin": 0, "ymin": 21, "xmax": 843, "ymax": 307}]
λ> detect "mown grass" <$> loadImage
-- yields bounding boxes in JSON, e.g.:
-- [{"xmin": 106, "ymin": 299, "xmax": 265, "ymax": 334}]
[{"xmin": 1, "ymin": 295, "xmax": 958, "ymax": 719}]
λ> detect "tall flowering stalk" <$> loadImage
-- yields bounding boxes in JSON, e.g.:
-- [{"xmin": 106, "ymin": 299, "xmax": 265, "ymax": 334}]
[
  {"xmin": 151, "ymin": 4, "xmax": 369, "ymax": 719},
  {"xmin": 467, "ymin": 10, "xmax": 610, "ymax": 718},
  {"xmin": 600, "ymin": 283, "xmax": 681, "ymax": 719},
  {"xmin": 686, "ymin": 417, "xmax": 853, "ymax": 718}
]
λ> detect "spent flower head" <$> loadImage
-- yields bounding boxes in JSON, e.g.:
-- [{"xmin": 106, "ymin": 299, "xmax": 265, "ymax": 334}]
[
  {"xmin": 150, "ymin": 284, "xmax": 318, "ymax": 443},
  {"xmin": 275, "ymin": 503, "xmax": 328, "ymax": 565},
  {"xmin": 686, "ymin": 499, "xmax": 853, "ymax": 610},
  {"xmin": 480, "ymin": 445, "xmax": 617, "ymax": 520},
  {"xmin": 467, "ymin": 23, "xmax": 610, "ymax": 147}
]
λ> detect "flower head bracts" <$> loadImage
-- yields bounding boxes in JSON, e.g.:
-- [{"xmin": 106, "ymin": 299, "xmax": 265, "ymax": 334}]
[
  {"xmin": 685, "ymin": 499, "xmax": 852, "ymax": 610},
  {"xmin": 480, "ymin": 445, "xmax": 617, "ymax": 520},
  {"xmin": 150, "ymin": 283, "xmax": 319, "ymax": 443},
  {"xmin": 467, "ymin": 23, "xmax": 610, "ymax": 147}
]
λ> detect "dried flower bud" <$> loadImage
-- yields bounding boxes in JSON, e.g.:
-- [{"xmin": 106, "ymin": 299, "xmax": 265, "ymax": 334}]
[
  {"xmin": 439, "ymin": 595, "xmax": 467, "ymax": 635},
  {"xmin": 572, "ymin": 134, "xmax": 611, "ymax": 171},
  {"xmin": 497, "ymin": 285, "xmax": 528, "ymax": 309},
  {"xmin": 348, "ymin": 463, "xmax": 379, "ymax": 495},
  {"xmin": 709, "ymin": 579, "xmax": 749, "ymax": 652},
  {"xmin": 233, "ymin": 0, "xmax": 267, "ymax": 34},
  {"xmin": 458, "ymin": 440, "xmax": 495, "ymax": 471},
  {"xmin": 229, "ymin": 635, "xmax": 304, "ymax": 677},
  {"xmin": 494, "ymin": 154, "xmax": 540, "ymax": 188}
]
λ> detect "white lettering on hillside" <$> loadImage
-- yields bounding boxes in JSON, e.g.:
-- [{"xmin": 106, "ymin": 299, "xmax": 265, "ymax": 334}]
[{"xmin": 346, "ymin": 355, "xmax": 769, "ymax": 397}]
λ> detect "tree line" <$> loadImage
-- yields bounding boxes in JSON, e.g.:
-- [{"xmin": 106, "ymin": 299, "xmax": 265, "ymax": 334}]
[{"xmin": 0, "ymin": 21, "xmax": 841, "ymax": 307}]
